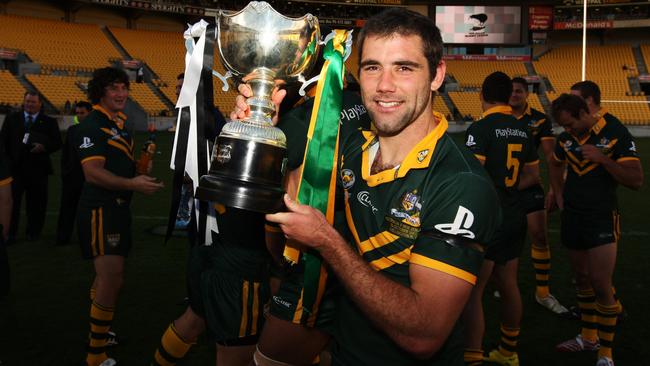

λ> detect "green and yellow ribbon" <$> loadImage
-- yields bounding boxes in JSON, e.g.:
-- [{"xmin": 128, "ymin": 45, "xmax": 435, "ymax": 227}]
[{"xmin": 283, "ymin": 29, "xmax": 351, "ymax": 326}]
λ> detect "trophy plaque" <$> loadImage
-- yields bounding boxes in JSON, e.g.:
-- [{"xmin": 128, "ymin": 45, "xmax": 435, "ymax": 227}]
[{"xmin": 195, "ymin": 1, "xmax": 320, "ymax": 213}]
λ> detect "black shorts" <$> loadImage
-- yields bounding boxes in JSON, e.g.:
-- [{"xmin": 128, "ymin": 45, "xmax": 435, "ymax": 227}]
[
  {"xmin": 561, "ymin": 209, "xmax": 620, "ymax": 250},
  {"xmin": 77, "ymin": 201, "xmax": 132, "ymax": 259},
  {"xmin": 485, "ymin": 210, "xmax": 527, "ymax": 265},
  {"xmin": 187, "ymin": 236, "xmax": 271, "ymax": 345},
  {"xmin": 521, "ymin": 184, "xmax": 545, "ymax": 214}
]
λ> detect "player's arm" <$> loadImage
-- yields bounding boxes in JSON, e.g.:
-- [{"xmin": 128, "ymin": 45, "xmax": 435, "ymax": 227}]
[
  {"xmin": 547, "ymin": 152, "xmax": 566, "ymax": 210},
  {"xmin": 267, "ymin": 195, "xmax": 473, "ymax": 359},
  {"xmin": 82, "ymin": 158, "xmax": 163, "ymax": 195},
  {"xmin": 265, "ymin": 167, "xmax": 304, "ymax": 265},
  {"xmin": 581, "ymin": 144, "xmax": 643, "ymax": 190}
]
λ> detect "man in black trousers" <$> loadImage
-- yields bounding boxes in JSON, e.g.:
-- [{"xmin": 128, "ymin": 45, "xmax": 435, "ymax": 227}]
[
  {"xmin": 55, "ymin": 101, "xmax": 92, "ymax": 245},
  {"xmin": 0, "ymin": 91, "xmax": 62, "ymax": 243}
]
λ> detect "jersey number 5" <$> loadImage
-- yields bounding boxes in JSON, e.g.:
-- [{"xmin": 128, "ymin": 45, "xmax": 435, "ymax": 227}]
[{"xmin": 505, "ymin": 143, "xmax": 523, "ymax": 187}]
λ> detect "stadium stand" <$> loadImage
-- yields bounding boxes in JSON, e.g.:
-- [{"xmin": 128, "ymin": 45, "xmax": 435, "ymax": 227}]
[
  {"xmin": 0, "ymin": 14, "xmax": 120, "ymax": 71},
  {"xmin": 446, "ymin": 61, "xmax": 529, "ymax": 89},
  {"xmin": 0, "ymin": 70, "xmax": 27, "ymax": 107},
  {"xmin": 25, "ymin": 74, "xmax": 87, "ymax": 112},
  {"xmin": 449, "ymin": 91, "xmax": 482, "ymax": 120}
]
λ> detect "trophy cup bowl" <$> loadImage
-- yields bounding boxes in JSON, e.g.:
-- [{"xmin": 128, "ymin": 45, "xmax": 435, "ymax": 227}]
[{"xmin": 195, "ymin": 1, "xmax": 320, "ymax": 213}]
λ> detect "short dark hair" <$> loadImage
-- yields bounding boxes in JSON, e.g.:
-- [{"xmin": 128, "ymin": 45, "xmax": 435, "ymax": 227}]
[
  {"xmin": 357, "ymin": 8, "xmax": 443, "ymax": 81},
  {"xmin": 511, "ymin": 77, "xmax": 528, "ymax": 90},
  {"xmin": 76, "ymin": 101, "xmax": 93, "ymax": 111},
  {"xmin": 177, "ymin": 73, "xmax": 184, "ymax": 80},
  {"xmin": 87, "ymin": 67, "xmax": 130, "ymax": 104},
  {"xmin": 551, "ymin": 93, "xmax": 589, "ymax": 122},
  {"xmin": 23, "ymin": 91, "xmax": 42, "ymax": 100},
  {"xmin": 481, "ymin": 71, "xmax": 512, "ymax": 104},
  {"xmin": 571, "ymin": 80, "xmax": 600, "ymax": 105}
]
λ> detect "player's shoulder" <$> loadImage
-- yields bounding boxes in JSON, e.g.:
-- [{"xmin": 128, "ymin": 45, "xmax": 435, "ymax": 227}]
[{"xmin": 530, "ymin": 107, "xmax": 548, "ymax": 120}]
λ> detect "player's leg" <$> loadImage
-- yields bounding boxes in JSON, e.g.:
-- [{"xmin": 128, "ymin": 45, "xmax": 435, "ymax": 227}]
[
  {"xmin": 485, "ymin": 259, "xmax": 521, "ymax": 365},
  {"xmin": 462, "ymin": 259, "xmax": 494, "ymax": 365},
  {"xmin": 152, "ymin": 306, "xmax": 205, "ymax": 366},
  {"xmin": 587, "ymin": 242, "xmax": 618, "ymax": 364}
]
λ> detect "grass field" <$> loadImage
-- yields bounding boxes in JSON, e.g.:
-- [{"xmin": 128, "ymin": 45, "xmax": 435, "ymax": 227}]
[{"xmin": 1, "ymin": 131, "xmax": 648, "ymax": 366}]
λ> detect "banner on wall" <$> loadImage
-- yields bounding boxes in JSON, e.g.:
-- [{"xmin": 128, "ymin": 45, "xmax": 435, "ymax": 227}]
[
  {"xmin": 529, "ymin": 6, "xmax": 553, "ymax": 30},
  {"xmin": 436, "ymin": 6, "xmax": 522, "ymax": 44},
  {"xmin": 554, "ymin": 20, "xmax": 613, "ymax": 29},
  {"xmin": 443, "ymin": 54, "xmax": 531, "ymax": 61}
]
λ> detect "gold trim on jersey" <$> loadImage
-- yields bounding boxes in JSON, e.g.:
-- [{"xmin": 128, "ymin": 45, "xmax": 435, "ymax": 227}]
[
  {"xmin": 525, "ymin": 160, "xmax": 540, "ymax": 166},
  {"xmin": 81, "ymin": 156, "xmax": 106, "ymax": 164},
  {"xmin": 515, "ymin": 104, "xmax": 532, "ymax": 120},
  {"xmin": 239, "ymin": 280, "xmax": 250, "ymax": 337},
  {"xmin": 100, "ymin": 127, "xmax": 134, "ymax": 151},
  {"xmin": 474, "ymin": 154, "xmax": 486, "ymax": 162},
  {"xmin": 617, "ymin": 156, "xmax": 640, "ymax": 163},
  {"xmin": 481, "ymin": 105, "xmax": 513, "ymax": 119},
  {"xmin": 357, "ymin": 231, "xmax": 400, "ymax": 254},
  {"xmin": 0, "ymin": 177, "xmax": 13, "ymax": 186},
  {"xmin": 93, "ymin": 105, "xmax": 128, "ymax": 129},
  {"xmin": 108, "ymin": 140, "xmax": 134, "ymax": 161},
  {"xmin": 362, "ymin": 112, "xmax": 448, "ymax": 187},
  {"xmin": 410, "ymin": 253, "xmax": 477, "ymax": 284},
  {"xmin": 370, "ymin": 246, "xmax": 413, "ymax": 271},
  {"xmin": 540, "ymin": 136, "xmax": 555, "ymax": 141}
]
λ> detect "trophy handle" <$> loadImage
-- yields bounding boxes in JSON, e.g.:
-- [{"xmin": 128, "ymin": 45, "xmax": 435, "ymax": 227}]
[
  {"xmin": 212, "ymin": 70, "xmax": 233, "ymax": 92},
  {"xmin": 298, "ymin": 74, "xmax": 320, "ymax": 96}
]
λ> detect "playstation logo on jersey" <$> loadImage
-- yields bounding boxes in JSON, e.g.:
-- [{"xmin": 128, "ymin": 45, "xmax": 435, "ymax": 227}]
[
  {"xmin": 341, "ymin": 169, "xmax": 355, "ymax": 189},
  {"xmin": 434, "ymin": 205, "xmax": 476, "ymax": 239},
  {"xmin": 466, "ymin": 134, "xmax": 476, "ymax": 147},
  {"xmin": 630, "ymin": 141, "xmax": 637, "ymax": 152},
  {"xmin": 79, "ymin": 137, "xmax": 94, "ymax": 149}
]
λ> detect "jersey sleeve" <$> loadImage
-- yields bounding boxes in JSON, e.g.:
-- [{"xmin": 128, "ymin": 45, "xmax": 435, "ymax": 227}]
[
  {"xmin": 553, "ymin": 133, "xmax": 568, "ymax": 162},
  {"xmin": 75, "ymin": 122, "xmax": 107, "ymax": 164},
  {"xmin": 465, "ymin": 122, "xmax": 487, "ymax": 161},
  {"xmin": 410, "ymin": 172, "xmax": 501, "ymax": 285},
  {"xmin": 538, "ymin": 115, "xmax": 554, "ymax": 141},
  {"xmin": 613, "ymin": 127, "xmax": 640, "ymax": 162}
]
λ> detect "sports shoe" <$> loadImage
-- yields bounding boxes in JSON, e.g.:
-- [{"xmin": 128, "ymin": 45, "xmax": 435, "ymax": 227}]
[
  {"xmin": 556, "ymin": 334, "xmax": 600, "ymax": 352},
  {"xmin": 484, "ymin": 349, "xmax": 519, "ymax": 366},
  {"xmin": 535, "ymin": 293, "xmax": 569, "ymax": 315},
  {"xmin": 596, "ymin": 356, "xmax": 614, "ymax": 366}
]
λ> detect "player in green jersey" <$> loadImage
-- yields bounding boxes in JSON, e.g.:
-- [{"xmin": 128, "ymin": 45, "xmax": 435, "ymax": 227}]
[
  {"xmin": 463, "ymin": 72, "xmax": 539, "ymax": 366},
  {"xmin": 263, "ymin": 8, "xmax": 501, "ymax": 366},
  {"xmin": 510, "ymin": 77, "xmax": 569, "ymax": 315},
  {"xmin": 549, "ymin": 93, "xmax": 643, "ymax": 366},
  {"xmin": 76, "ymin": 67, "xmax": 164, "ymax": 366}
]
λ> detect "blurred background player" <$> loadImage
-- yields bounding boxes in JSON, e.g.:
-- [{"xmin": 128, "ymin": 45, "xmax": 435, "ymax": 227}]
[
  {"xmin": 509, "ymin": 77, "xmax": 569, "ymax": 316},
  {"xmin": 56, "ymin": 101, "xmax": 92, "ymax": 246},
  {"xmin": 549, "ymin": 93, "xmax": 643, "ymax": 366},
  {"xmin": 463, "ymin": 72, "xmax": 540, "ymax": 366}
]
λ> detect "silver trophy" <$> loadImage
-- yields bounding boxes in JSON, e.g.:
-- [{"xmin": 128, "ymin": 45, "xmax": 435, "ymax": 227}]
[{"xmin": 195, "ymin": 1, "xmax": 320, "ymax": 212}]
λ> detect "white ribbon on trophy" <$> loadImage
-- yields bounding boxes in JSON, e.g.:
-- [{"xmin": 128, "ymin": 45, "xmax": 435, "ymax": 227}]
[{"xmin": 170, "ymin": 19, "xmax": 218, "ymax": 241}]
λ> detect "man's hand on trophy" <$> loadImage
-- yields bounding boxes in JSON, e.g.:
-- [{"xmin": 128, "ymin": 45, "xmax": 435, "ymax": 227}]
[{"xmin": 231, "ymin": 83, "xmax": 287, "ymax": 126}]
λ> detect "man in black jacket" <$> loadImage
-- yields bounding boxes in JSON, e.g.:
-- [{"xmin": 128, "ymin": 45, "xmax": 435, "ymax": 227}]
[{"xmin": 0, "ymin": 91, "xmax": 62, "ymax": 243}]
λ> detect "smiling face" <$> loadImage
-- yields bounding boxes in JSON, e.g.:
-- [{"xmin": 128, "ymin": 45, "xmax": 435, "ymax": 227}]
[
  {"xmin": 510, "ymin": 81, "xmax": 528, "ymax": 110},
  {"xmin": 359, "ymin": 34, "xmax": 444, "ymax": 137},
  {"xmin": 100, "ymin": 82, "xmax": 128, "ymax": 115}
]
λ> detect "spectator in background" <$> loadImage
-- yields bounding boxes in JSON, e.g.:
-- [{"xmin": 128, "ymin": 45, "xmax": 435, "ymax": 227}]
[
  {"xmin": 55, "ymin": 101, "xmax": 92, "ymax": 246},
  {"xmin": 0, "ymin": 91, "xmax": 62, "ymax": 244}
]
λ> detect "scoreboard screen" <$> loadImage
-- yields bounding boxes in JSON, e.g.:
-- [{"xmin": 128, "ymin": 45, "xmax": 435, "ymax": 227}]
[{"xmin": 435, "ymin": 6, "xmax": 522, "ymax": 44}]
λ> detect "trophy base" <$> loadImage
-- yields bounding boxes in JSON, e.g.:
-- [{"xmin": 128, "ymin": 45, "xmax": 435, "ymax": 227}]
[{"xmin": 196, "ymin": 174, "xmax": 286, "ymax": 214}]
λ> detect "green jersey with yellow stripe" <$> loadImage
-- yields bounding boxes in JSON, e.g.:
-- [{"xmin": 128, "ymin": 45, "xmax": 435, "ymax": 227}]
[
  {"xmin": 465, "ymin": 105, "xmax": 539, "ymax": 209},
  {"xmin": 76, "ymin": 106, "xmax": 135, "ymax": 206},
  {"xmin": 553, "ymin": 111, "xmax": 639, "ymax": 214},
  {"xmin": 333, "ymin": 113, "xmax": 500, "ymax": 366},
  {"xmin": 516, "ymin": 104, "xmax": 553, "ymax": 150}
]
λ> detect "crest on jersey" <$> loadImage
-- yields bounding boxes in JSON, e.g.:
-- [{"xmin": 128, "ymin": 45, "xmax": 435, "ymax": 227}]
[
  {"xmin": 564, "ymin": 140, "xmax": 573, "ymax": 149},
  {"xmin": 630, "ymin": 141, "xmax": 637, "ymax": 152},
  {"xmin": 386, "ymin": 190, "xmax": 422, "ymax": 239},
  {"xmin": 341, "ymin": 169, "xmax": 355, "ymax": 189},
  {"xmin": 107, "ymin": 233, "xmax": 121, "ymax": 247},
  {"xmin": 417, "ymin": 149, "xmax": 429, "ymax": 163}
]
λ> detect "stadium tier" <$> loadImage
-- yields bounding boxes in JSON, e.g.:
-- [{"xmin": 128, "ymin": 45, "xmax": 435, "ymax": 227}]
[
  {"xmin": 0, "ymin": 14, "xmax": 120, "ymax": 70},
  {"xmin": 0, "ymin": 70, "xmax": 27, "ymax": 107},
  {"xmin": 449, "ymin": 91, "xmax": 482, "ymax": 120},
  {"xmin": 446, "ymin": 61, "xmax": 529, "ymax": 89},
  {"xmin": 25, "ymin": 74, "xmax": 88, "ymax": 112}
]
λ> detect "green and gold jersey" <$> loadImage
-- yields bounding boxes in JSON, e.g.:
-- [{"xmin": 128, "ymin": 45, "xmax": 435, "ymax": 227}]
[
  {"xmin": 278, "ymin": 90, "xmax": 371, "ymax": 171},
  {"xmin": 76, "ymin": 106, "xmax": 135, "ymax": 206},
  {"xmin": 465, "ymin": 105, "xmax": 539, "ymax": 209},
  {"xmin": 553, "ymin": 110, "xmax": 639, "ymax": 214},
  {"xmin": 516, "ymin": 104, "xmax": 554, "ymax": 150},
  {"xmin": 0, "ymin": 152, "xmax": 11, "ymax": 187},
  {"xmin": 333, "ymin": 113, "xmax": 501, "ymax": 366}
]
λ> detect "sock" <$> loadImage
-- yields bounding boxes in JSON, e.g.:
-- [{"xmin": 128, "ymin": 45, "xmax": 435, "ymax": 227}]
[
  {"xmin": 577, "ymin": 288, "xmax": 598, "ymax": 342},
  {"xmin": 497, "ymin": 324, "xmax": 520, "ymax": 357},
  {"xmin": 152, "ymin": 323, "xmax": 194, "ymax": 366},
  {"xmin": 531, "ymin": 245, "xmax": 551, "ymax": 298},
  {"xmin": 597, "ymin": 302, "xmax": 618, "ymax": 360},
  {"xmin": 86, "ymin": 301, "xmax": 114, "ymax": 366},
  {"xmin": 464, "ymin": 348, "xmax": 483, "ymax": 365},
  {"xmin": 612, "ymin": 286, "xmax": 623, "ymax": 314},
  {"xmin": 90, "ymin": 287, "xmax": 96, "ymax": 301}
]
